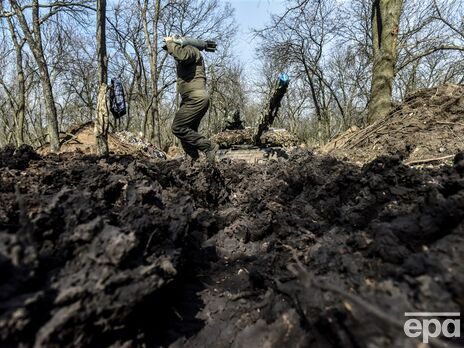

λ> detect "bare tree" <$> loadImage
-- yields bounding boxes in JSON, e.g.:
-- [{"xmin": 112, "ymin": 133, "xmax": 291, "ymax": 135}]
[
  {"xmin": 252, "ymin": 0, "xmax": 464, "ymax": 144},
  {"xmin": 0, "ymin": 1, "xmax": 27, "ymax": 145},
  {"xmin": 106, "ymin": 0, "xmax": 236, "ymax": 148},
  {"xmin": 207, "ymin": 59, "xmax": 246, "ymax": 134},
  {"xmin": 5, "ymin": 0, "xmax": 60, "ymax": 151},
  {"xmin": 256, "ymin": 0, "xmax": 345, "ymax": 143},
  {"xmin": 394, "ymin": 0, "xmax": 464, "ymax": 96},
  {"xmin": 138, "ymin": 0, "xmax": 161, "ymax": 144},
  {"xmin": 95, "ymin": 0, "xmax": 109, "ymax": 156},
  {"xmin": 368, "ymin": 0, "xmax": 404, "ymax": 123},
  {"xmin": 50, "ymin": 13, "xmax": 98, "ymax": 128},
  {"xmin": 1, "ymin": 0, "xmax": 94, "ymax": 151}
]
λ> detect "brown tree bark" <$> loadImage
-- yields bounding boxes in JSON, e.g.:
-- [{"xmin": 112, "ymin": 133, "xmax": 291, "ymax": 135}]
[
  {"xmin": 95, "ymin": 0, "xmax": 109, "ymax": 156},
  {"xmin": 8, "ymin": 0, "xmax": 60, "ymax": 151},
  {"xmin": 140, "ymin": 0, "xmax": 161, "ymax": 144},
  {"xmin": 14, "ymin": 40, "xmax": 25, "ymax": 146},
  {"xmin": 368, "ymin": 0, "xmax": 404, "ymax": 123},
  {"xmin": 1, "ymin": 0, "xmax": 26, "ymax": 145},
  {"xmin": 97, "ymin": 0, "xmax": 108, "ymax": 85},
  {"xmin": 95, "ymin": 84, "xmax": 109, "ymax": 156}
]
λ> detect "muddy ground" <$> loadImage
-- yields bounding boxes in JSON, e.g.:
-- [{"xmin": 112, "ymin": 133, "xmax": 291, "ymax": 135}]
[{"xmin": 0, "ymin": 142, "xmax": 463, "ymax": 348}]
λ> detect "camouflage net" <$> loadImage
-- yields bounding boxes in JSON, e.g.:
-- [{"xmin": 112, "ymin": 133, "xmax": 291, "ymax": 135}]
[{"xmin": 212, "ymin": 127, "xmax": 299, "ymax": 148}]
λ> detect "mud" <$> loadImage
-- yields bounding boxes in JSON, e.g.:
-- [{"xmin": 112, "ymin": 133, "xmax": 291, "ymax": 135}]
[{"xmin": 1, "ymin": 145, "xmax": 463, "ymax": 347}]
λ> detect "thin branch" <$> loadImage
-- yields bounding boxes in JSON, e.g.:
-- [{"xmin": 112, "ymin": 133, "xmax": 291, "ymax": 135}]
[
  {"xmin": 404, "ymin": 155, "xmax": 454, "ymax": 166},
  {"xmin": 398, "ymin": 45, "xmax": 464, "ymax": 71}
]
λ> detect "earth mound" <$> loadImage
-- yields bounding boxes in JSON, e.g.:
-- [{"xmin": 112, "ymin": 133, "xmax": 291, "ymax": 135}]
[
  {"xmin": 37, "ymin": 122, "xmax": 166, "ymax": 159},
  {"xmin": 0, "ymin": 146, "xmax": 463, "ymax": 347},
  {"xmin": 323, "ymin": 84, "xmax": 464, "ymax": 165}
]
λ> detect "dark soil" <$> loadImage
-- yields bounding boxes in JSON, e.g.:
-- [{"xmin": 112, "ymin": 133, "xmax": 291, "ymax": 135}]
[{"xmin": 1, "ymin": 145, "xmax": 463, "ymax": 347}]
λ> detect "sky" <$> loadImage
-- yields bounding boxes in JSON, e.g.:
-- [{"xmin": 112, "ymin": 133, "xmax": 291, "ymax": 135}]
[{"xmin": 229, "ymin": 0, "xmax": 286, "ymax": 76}]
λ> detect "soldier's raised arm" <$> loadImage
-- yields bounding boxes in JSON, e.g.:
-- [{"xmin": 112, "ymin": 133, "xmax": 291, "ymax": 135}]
[{"xmin": 165, "ymin": 40, "xmax": 196, "ymax": 64}]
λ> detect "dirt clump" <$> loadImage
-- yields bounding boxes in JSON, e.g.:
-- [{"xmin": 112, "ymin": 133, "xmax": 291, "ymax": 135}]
[
  {"xmin": 0, "ymin": 144, "xmax": 41, "ymax": 170},
  {"xmin": 323, "ymin": 84, "xmax": 464, "ymax": 165},
  {"xmin": 0, "ymin": 145, "xmax": 463, "ymax": 347}
]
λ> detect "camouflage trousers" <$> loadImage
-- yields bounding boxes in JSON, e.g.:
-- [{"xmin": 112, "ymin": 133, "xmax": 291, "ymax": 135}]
[{"xmin": 171, "ymin": 89, "xmax": 212, "ymax": 159}]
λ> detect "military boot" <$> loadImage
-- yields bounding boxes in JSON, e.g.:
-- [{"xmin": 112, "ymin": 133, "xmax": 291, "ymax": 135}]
[{"xmin": 205, "ymin": 143, "xmax": 219, "ymax": 162}]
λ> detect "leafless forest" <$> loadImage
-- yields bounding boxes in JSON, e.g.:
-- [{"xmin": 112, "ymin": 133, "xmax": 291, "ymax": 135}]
[
  {"xmin": 0, "ymin": 0, "xmax": 463, "ymax": 150},
  {"xmin": 2, "ymin": 1, "xmax": 464, "ymax": 347}
]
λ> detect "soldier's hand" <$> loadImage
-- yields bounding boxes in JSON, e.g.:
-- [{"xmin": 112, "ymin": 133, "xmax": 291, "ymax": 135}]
[{"xmin": 164, "ymin": 36, "xmax": 173, "ymax": 43}]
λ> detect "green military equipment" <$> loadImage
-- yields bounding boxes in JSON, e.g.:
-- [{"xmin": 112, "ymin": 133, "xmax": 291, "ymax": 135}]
[
  {"xmin": 211, "ymin": 73, "xmax": 296, "ymax": 163},
  {"xmin": 171, "ymin": 34, "xmax": 217, "ymax": 52},
  {"xmin": 223, "ymin": 110, "xmax": 245, "ymax": 131},
  {"xmin": 254, "ymin": 73, "xmax": 290, "ymax": 145}
]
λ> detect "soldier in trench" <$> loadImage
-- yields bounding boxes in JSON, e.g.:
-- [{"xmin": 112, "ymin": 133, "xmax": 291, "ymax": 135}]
[{"xmin": 163, "ymin": 36, "xmax": 218, "ymax": 162}]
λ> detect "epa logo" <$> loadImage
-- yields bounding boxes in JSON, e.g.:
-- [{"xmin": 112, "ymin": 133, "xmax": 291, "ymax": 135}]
[{"xmin": 404, "ymin": 312, "xmax": 461, "ymax": 343}]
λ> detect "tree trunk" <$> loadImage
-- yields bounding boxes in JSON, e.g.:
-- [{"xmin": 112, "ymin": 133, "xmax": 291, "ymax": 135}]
[
  {"xmin": 152, "ymin": 0, "xmax": 161, "ymax": 146},
  {"xmin": 95, "ymin": 0, "xmax": 109, "ymax": 156},
  {"xmin": 95, "ymin": 84, "xmax": 109, "ymax": 156},
  {"xmin": 33, "ymin": 18, "xmax": 60, "ymax": 150},
  {"xmin": 32, "ymin": 0, "xmax": 60, "ymax": 151},
  {"xmin": 2, "ymin": 0, "xmax": 26, "ymax": 146},
  {"xmin": 15, "ymin": 45, "xmax": 25, "ymax": 146},
  {"xmin": 97, "ymin": 0, "xmax": 108, "ymax": 85},
  {"xmin": 8, "ymin": 0, "xmax": 61, "ymax": 151},
  {"xmin": 368, "ymin": 0, "xmax": 403, "ymax": 123},
  {"xmin": 38, "ymin": 60, "xmax": 60, "ymax": 151},
  {"xmin": 141, "ymin": 0, "xmax": 161, "ymax": 143}
]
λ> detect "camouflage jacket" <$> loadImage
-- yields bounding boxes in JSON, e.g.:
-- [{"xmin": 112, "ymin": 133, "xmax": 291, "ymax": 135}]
[{"xmin": 166, "ymin": 42, "xmax": 206, "ymax": 97}]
